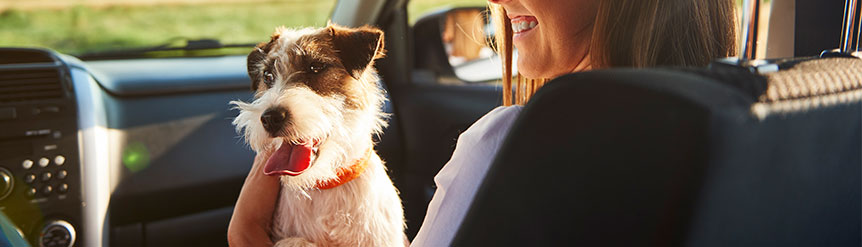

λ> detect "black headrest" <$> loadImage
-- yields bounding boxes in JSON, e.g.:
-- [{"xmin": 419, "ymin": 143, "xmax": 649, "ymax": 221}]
[{"xmin": 453, "ymin": 58, "xmax": 862, "ymax": 246}]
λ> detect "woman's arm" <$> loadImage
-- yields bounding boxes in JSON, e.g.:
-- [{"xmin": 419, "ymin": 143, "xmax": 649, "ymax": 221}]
[{"xmin": 228, "ymin": 151, "xmax": 279, "ymax": 247}]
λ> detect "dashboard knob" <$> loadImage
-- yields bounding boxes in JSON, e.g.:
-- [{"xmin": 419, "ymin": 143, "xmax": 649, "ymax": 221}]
[
  {"xmin": 0, "ymin": 168, "xmax": 12, "ymax": 201},
  {"xmin": 39, "ymin": 220, "xmax": 76, "ymax": 247}
]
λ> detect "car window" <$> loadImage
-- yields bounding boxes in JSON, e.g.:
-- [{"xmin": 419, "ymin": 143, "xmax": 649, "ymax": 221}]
[{"xmin": 0, "ymin": 0, "xmax": 337, "ymax": 58}]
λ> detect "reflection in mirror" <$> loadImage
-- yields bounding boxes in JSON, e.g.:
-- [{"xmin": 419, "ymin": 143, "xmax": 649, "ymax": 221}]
[{"xmin": 440, "ymin": 9, "xmax": 517, "ymax": 83}]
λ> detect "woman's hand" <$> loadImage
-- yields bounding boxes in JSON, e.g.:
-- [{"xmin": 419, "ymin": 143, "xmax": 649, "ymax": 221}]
[{"xmin": 228, "ymin": 151, "xmax": 279, "ymax": 247}]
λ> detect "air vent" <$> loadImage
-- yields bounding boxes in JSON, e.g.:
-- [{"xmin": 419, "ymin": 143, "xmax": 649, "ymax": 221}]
[{"xmin": 0, "ymin": 68, "xmax": 65, "ymax": 103}]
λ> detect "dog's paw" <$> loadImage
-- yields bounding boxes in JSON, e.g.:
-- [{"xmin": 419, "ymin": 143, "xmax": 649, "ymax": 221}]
[{"xmin": 274, "ymin": 237, "xmax": 316, "ymax": 247}]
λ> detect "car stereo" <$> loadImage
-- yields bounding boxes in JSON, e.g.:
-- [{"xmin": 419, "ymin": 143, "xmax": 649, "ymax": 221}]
[{"xmin": 0, "ymin": 49, "xmax": 83, "ymax": 247}]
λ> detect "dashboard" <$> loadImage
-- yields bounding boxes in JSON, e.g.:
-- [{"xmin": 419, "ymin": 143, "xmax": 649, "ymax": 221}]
[{"xmin": 0, "ymin": 48, "xmax": 258, "ymax": 247}]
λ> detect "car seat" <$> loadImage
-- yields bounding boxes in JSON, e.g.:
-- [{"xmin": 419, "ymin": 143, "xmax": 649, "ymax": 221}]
[{"xmin": 452, "ymin": 58, "xmax": 862, "ymax": 246}]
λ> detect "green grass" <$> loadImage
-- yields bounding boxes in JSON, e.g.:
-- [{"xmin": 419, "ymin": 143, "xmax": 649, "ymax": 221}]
[
  {"xmin": 0, "ymin": 0, "xmax": 487, "ymax": 56},
  {"xmin": 0, "ymin": 1, "xmax": 335, "ymax": 55},
  {"xmin": 0, "ymin": 0, "xmax": 752, "ymax": 56},
  {"xmin": 408, "ymin": 0, "xmax": 486, "ymax": 24}
]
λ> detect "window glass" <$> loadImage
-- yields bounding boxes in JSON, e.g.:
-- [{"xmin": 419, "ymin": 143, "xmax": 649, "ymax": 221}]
[{"xmin": 0, "ymin": 0, "xmax": 337, "ymax": 58}]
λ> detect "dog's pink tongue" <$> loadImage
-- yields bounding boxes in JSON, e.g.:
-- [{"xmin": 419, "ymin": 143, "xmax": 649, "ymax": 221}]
[{"xmin": 263, "ymin": 141, "xmax": 314, "ymax": 176}]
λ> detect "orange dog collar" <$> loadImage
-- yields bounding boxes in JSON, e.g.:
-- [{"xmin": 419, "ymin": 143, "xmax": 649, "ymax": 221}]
[{"xmin": 315, "ymin": 149, "xmax": 373, "ymax": 190}]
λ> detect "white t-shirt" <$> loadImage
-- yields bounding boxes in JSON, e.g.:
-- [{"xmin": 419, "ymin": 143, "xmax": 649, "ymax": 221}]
[{"xmin": 411, "ymin": 105, "xmax": 523, "ymax": 247}]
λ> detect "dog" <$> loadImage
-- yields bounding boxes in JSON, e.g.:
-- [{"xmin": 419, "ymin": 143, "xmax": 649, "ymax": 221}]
[{"xmin": 231, "ymin": 24, "xmax": 405, "ymax": 247}]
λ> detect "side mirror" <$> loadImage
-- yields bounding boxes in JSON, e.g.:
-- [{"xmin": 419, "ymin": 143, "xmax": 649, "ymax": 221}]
[{"xmin": 412, "ymin": 7, "xmax": 503, "ymax": 83}]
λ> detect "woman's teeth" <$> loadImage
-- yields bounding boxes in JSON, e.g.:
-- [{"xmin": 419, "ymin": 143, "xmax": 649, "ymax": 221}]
[{"xmin": 512, "ymin": 20, "xmax": 537, "ymax": 33}]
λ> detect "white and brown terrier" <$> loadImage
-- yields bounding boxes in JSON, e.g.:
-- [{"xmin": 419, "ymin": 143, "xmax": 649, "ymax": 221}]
[{"xmin": 231, "ymin": 25, "xmax": 405, "ymax": 246}]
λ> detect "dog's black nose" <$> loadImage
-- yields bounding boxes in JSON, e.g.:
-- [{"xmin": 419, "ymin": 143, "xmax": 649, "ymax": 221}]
[{"xmin": 261, "ymin": 107, "xmax": 288, "ymax": 136}]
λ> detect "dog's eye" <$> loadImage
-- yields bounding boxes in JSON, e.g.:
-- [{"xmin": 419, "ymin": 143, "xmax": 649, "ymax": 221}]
[
  {"xmin": 263, "ymin": 70, "xmax": 275, "ymax": 87},
  {"xmin": 309, "ymin": 62, "xmax": 326, "ymax": 74}
]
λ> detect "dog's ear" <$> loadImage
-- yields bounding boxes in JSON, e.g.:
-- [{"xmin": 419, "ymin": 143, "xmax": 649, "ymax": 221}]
[
  {"xmin": 328, "ymin": 25, "xmax": 385, "ymax": 79},
  {"xmin": 247, "ymin": 34, "xmax": 279, "ymax": 90}
]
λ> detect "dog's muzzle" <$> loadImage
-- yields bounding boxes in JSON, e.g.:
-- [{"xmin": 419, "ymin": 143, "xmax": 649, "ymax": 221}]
[{"xmin": 261, "ymin": 107, "xmax": 289, "ymax": 136}]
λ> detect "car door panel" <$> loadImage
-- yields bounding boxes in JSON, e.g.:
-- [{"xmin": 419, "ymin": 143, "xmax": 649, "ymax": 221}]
[{"xmin": 389, "ymin": 82, "xmax": 501, "ymax": 238}]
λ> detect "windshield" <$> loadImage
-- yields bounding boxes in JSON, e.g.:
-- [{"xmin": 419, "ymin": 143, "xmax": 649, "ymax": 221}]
[{"xmin": 0, "ymin": 0, "xmax": 337, "ymax": 58}]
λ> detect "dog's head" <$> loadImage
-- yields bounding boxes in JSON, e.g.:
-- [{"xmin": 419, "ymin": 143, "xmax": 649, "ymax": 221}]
[{"xmin": 231, "ymin": 24, "xmax": 387, "ymax": 190}]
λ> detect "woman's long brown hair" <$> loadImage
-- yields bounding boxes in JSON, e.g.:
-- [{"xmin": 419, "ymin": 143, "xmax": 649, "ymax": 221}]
[{"xmin": 490, "ymin": 0, "xmax": 738, "ymax": 106}]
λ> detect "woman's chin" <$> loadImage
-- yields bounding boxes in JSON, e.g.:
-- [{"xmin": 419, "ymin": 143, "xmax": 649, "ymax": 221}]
[
  {"xmin": 516, "ymin": 62, "xmax": 554, "ymax": 79},
  {"xmin": 515, "ymin": 60, "xmax": 537, "ymax": 78}
]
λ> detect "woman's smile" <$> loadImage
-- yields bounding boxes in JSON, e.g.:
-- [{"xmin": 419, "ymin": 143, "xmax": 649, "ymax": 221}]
[
  {"xmin": 510, "ymin": 15, "xmax": 538, "ymax": 35},
  {"xmin": 497, "ymin": 0, "xmax": 599, "ymax": 78}
]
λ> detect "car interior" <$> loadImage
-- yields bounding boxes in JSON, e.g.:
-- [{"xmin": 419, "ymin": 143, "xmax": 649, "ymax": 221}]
[{"xmin": 0, "ymin": 0, "xmax": 859, "ymax": 246}]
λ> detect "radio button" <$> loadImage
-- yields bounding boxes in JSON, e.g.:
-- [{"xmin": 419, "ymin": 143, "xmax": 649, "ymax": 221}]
[
  {"xmin": 22, "ymin": 160, "xmax": 34, "ymax": 169},
  {"xmin": 54, "ymin": 155, "xmax": 66, "ymax": 166},
  {"xmin": 38, "ymin": 158, "xmax": 50, "ymax": 167},
  {"xmin": 42, "ymin": 106, "xmax": 60, "ymax": 113},
  {"xmin": 42, "ymin": 185, "xmax": 53, "ymax": 195},
  {"xmin": 58, "ymin": 184, "xmax": 69, "ymax": 194},
  {"xmin": 25, "ymin": 173, "xmax": 36, "ymax": 184},
  {"xmin": 57, "ymin": 170, "xmax": 67, "ymax": 180},
  {"xmin": 27, "ymin": 187, "xmax": 37, "ymax": 197},
  {"xmin": 0, "ymin": 169, "xmax": 12, "ymax": 200},
  {"xmin": 41, "ymin": 172, "xmax": 53, "ymax": 182}
]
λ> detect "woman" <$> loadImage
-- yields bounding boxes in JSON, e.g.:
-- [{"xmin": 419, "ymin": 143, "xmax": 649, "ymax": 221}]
[
  {"xmin": 228, "ymin": 0, "xmax": 737, "ymax": 246},
  {"xmin": 413, "ymin": 1, "xmax": 736, "ymax": 245}
]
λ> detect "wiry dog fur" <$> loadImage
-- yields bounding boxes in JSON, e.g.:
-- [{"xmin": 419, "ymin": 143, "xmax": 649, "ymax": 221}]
[{"xmin": 231, "ymin": 25, "xmax": 404, "ymax": 246}]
